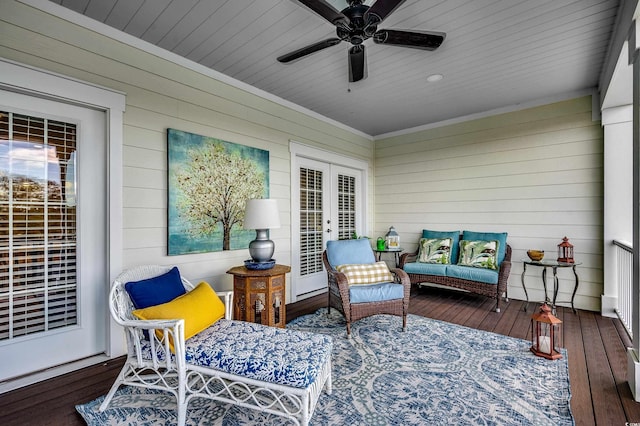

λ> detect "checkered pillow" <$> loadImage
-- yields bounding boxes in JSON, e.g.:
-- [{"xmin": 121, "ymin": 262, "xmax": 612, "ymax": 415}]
[{"xmin": 336, "ymin": 261, "xmax": 394, "ymax": 285}]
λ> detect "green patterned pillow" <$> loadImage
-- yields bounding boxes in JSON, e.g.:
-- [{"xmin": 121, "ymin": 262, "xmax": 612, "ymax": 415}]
[
  {"xmin": 336, "ymin": 261, "xmax": 394, "ymax": 285},
  {"xmin": 418, "ymin": 238, "xmax": 453, "ymax": 264},
  {"xmin": 458, "ymin": 240, "xmax": 499, "ymax": 270}
]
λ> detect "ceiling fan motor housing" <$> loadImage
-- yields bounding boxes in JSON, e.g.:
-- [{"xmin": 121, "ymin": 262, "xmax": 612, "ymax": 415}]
[{"xmin": 337, "ymin": 3, "xmax": 374, "ymax": 45}]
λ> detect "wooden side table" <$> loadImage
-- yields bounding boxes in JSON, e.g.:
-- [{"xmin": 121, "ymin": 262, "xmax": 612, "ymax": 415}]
[{"xmin": 226, "ymin": 264, "xmax": 290, "ymax": 328}]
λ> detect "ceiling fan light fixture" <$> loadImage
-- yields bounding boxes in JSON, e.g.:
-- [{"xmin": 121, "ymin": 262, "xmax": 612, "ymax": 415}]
[{"xmin": 426, "ymin": 73, "xmax": 443, "ymax": 83}]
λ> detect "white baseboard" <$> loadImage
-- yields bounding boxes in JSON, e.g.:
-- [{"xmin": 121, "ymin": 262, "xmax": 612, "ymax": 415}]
[
  {"xmin": 0, "ymin": 354, "xmax": 112, "ymax": 394},
  {"xmin": 601, "ymin": 295, "xmax": 618, "ymax": 318},
  {"xmin": 628, "ymin": 348, "xmax": 640, "ymax": 402}
]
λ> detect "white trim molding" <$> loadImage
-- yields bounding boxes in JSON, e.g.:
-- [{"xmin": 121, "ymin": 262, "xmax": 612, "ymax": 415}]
[
  {"xmin": 17, "ymin": 0, "xmax": 371, "ymax": 140},
  {"xmin": 374, "ymin": 89, "xmax": 598, "ymax": 140},
  {"xmin": 289, "ymin": 141, "xmax": 369, "ymax": 171},
  {"xmin": 628, "ymin": 13, "xmax": 640, "ymax": 402},
  {"xmin": 0, "ymin": 57, "xmax": 125, "ymax": 391},
  {"xmin": 288, "ymin": 141, "xmax": 370, "ymax": 302}
]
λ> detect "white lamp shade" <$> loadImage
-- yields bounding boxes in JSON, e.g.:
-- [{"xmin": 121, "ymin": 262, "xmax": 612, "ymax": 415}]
[{"xmin": 243, "ymin": 199, "xmax": 281, "ymax": 229}]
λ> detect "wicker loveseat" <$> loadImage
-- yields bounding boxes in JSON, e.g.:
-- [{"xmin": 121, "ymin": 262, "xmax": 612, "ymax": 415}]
[{"xmin": 399, "ymin": 230, "xmax": 512, "ymax": 312}]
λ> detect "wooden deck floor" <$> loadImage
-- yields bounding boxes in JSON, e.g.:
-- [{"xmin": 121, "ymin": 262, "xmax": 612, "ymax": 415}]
[{"xmin": 1, "ymin": 286, "xmax": 639, "ymax": 425}]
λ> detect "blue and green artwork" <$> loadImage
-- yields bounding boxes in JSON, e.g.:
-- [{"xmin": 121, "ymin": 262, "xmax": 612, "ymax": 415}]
[{"xmin": 167, "ymin": 129, "xmax": 269, "ymax": 255}]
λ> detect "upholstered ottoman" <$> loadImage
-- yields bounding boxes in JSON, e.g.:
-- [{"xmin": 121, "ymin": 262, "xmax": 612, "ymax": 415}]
[{"xmin": 142, "ymin": 319, "xmax": 333, "ymax": 425}]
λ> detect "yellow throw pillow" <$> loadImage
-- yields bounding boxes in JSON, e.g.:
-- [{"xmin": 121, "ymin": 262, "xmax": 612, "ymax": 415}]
[
  {"xmin": 132, "ymin": 281, "xmax": 225, "ymax": 352},
  {"xmin": 336, "ymin": 261, "xmax": 394, "ymax": 285}
]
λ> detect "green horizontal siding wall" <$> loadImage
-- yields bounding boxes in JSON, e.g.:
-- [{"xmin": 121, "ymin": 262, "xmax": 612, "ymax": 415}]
[
  {"xmin": 0, "ymin": 0, "xmax": 373, "ymax": 296},
  {"xmin": 375, "ymin": 96, "xmax": 603, "ymax": 311}
]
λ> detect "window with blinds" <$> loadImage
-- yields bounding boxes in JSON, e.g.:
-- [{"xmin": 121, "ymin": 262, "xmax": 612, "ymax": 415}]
[
  {"xmin": 299, "ymin": 168, "xmax": 324, "ymax": 276},
  {"xmin": 0, "ymin": 111, "xmax": 78, "ymax": 341},
  {"xmin": 337, "ymin": 174, "xmax": 356, "ymax": 240}
]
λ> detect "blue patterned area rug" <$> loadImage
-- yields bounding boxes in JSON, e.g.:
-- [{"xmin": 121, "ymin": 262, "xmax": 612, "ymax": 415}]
[{"xmin": 77, "ymin": 309, "xmax": 573, "ymax": 425}]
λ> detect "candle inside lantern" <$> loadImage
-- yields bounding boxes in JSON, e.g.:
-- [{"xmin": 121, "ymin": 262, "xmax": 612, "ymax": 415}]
[{"xmin": 537, "ymin": 336, "xmax": 551, "ymax": 354}]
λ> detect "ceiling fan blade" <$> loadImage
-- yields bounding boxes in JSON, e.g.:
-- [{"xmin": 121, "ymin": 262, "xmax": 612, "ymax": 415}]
[
  {"xmin": 373, "ymin": 29, "xmax": 446, "ymax": 50},
  {"xmin": 348, "ymin": 45, "xmax": 367, "ymax": 83},
  {"xmin": 365, "ymin": 0, "xmax": 407, "ymax": 26},
  {"xmin": 296, "ymin": 0, "xmax": 349, "ymax": 27},
  {"xmin": 277, "ymin": 38, "xmax": 342, "ymax": 63}
]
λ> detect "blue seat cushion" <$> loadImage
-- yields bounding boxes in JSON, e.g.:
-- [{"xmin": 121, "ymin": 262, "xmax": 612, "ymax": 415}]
[
  {"xmin": 422, "ymin": 230, "xmax": 461, "ymax": 266},
  {"xmin": 403, "ymin": 262, "xmax": 448, "ymax": 277},
  {"xmin": 446, "ymin": 264, "xmax": 499, "ymax": 285},
  {"xmin": 462, "ymin": 230, "xmax": 508, "ymax": 265},
  {"xmin": 142, "ymin": 319, "xmax": 332, "ymax": 389},
  {"xmin": 327, "ymin": 239, "xmax": 376, "ymax": 268},
  {"xmin": 349, "ymin": 282, "xmax": 404, "ymax": 303}
]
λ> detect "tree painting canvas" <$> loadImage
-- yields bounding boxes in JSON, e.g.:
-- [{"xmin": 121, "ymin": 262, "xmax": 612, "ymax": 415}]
[{"xmin": 167, "ymin": 129, "xmax": 269, "ymax": 255}]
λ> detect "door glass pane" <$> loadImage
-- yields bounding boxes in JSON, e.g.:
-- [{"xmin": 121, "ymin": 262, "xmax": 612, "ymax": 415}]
[
  {"xmin": 337, "ymin": 174, "xmax": 356, "ymax": 239},
  {"xmin": 0, "ymin": 111, "xmax": 77, "ymax": 341},
  {"xmin": 299, "ymin": 167, "xmax": 324, "ymax": 276}
]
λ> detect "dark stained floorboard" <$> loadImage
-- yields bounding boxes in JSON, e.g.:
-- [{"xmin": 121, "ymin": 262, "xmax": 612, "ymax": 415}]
[
  {"xmin": 1, "ymin": 287, "xmax": 639, "ymax": 425},
  {"xmin": 580, "ymin": 310, "xmax": 627, "ymax": 425},
  {"xmin": 562, "ymin": 303, "xmax": 595, "ymax": 426}
]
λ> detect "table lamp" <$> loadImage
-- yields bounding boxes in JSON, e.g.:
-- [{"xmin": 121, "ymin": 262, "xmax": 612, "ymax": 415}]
[{"xmin": 243, "ymin": 198, "xmax": 281, "ymax": 268}]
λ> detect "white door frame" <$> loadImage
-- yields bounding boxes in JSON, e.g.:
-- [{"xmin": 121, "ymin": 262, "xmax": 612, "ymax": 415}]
[
  {"xmin": 289, "ymin": 141, "xmax": 369, "ymax": 302},
  {"xmin": 0, "ymin": 58, "xmax": 125, "ymax": 392}
]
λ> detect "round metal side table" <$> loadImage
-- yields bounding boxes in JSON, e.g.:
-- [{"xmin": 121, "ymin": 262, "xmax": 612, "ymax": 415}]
[{"xmin": 521, "ymin": 259, "xmax": 581, "ymax": 313}]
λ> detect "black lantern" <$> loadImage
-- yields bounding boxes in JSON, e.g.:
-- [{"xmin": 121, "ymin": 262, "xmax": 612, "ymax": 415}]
[
  {"xmin": 557, "ymin": 236, "xmax": 574, "ymax": 263},
  {"xmin": 530, "ymin": 303, "xmax": 562, "ymax": 360}
]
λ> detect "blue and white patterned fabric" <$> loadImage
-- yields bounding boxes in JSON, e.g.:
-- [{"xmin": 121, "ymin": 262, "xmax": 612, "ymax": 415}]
[
  {"xmin": 141, "ymin": 319, "xmax": 332, "ymax": 389},
  {"xmin": 79, "ymin": 309, "xmax": 574, "ymax": 426}
]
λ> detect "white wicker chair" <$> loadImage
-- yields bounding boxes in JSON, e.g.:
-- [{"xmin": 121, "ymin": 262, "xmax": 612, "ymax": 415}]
[{"xmin": 100, "ymin": 265, "xmax": 332, "ymax": 426}]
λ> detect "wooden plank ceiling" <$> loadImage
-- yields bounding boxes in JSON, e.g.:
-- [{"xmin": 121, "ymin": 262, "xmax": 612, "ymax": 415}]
[{"xmin": 49, "ymin": 0, "xmax": 621, "ymax": 136}]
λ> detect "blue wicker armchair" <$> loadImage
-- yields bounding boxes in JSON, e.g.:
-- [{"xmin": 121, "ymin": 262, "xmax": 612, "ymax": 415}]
[{"xmin": 323, "ymin": 239, "xmax": 411, "ymax": 337}]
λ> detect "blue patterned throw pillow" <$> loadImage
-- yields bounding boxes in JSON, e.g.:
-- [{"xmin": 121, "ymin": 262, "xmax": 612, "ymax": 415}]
[
  {"xmin": 462, "ymin": 230, "xmax": 508, "ymax": 265},
  {"xmin": 458, "ymin": 240, "xmax": 499, "ymax": 270},
  {"xmin": 418, "ymin": 238, "xmax": 453, "ymax": 264}
]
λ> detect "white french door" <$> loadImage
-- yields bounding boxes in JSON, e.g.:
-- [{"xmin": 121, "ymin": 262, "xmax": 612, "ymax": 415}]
[
  {"xmin": 0, "ymin": 90, "xmax": 107, "ymax": 381},
  {"xmin": 294, "ymin": 158, "xmax": 330, "ymax": 297},
  {"xmin": 292, "ymin": 152, "xmax": 365, "ymax": 299}
]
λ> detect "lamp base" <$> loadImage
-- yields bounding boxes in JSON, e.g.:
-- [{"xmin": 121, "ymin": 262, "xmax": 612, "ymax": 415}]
[
  {"xmin": 248, "ymin": 229, "xmax": 275, "ymax": 263},
  {"xmin": 244, "ymin": 259, "xmax": 276, "ymax": 270}
]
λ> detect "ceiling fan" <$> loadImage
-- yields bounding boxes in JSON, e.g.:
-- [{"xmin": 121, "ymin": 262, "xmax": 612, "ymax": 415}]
[{"xmin": 277, "ymin": 0, "xmax": 446, "ymax": 82}]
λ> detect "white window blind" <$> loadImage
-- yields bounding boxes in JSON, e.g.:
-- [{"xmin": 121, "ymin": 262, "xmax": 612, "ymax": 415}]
[
  {"xmin": 337, "ymin": 174, "xmax": 356, "ymax": 240},
  {"xmin": 0, "ymin": 111, "xmax": 78, "ymax": 341},
  {"xmin": 299, "ymin": 167, "xmax": 324, "ymax": 276}
]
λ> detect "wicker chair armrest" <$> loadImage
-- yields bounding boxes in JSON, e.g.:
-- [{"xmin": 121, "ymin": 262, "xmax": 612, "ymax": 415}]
[
  {"xmin": 498, "ymin": 244, "xmax": 512, "ymax": 280},
  {"xmin": 328, "ymin": 270, "xmax": 349, "ymax": 286},
  {"xmin": 216, "ymin": 290, "xmax": 233, "ymax": 320},
  {"xmin": 399, "ymin": 252, "xmax": 418, "ymax": 268},
  {"xmin": 498, "ymin": 259, "xmax": 512, "ymax": 281},
  {"xmin": 328, "ymin": 270, "xmax": 351, "ymax": 300},
  {"xmin": 391, "ymin": 267, "xmax": 411, "ymax": 297},
  {"xmin": 390, "ymin": 267, "xmax": 411, "ymax": 312},
  {"xmin": 390, "ymin": 267, "xmax": 410, "ymax": 284},
  {"xmin": 121, "ymin": 317, "xmax": 187, "ymax": 367},
  {"xmin": 120, "ymin": 317, "xmax": 183, "ymax": 330}
]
